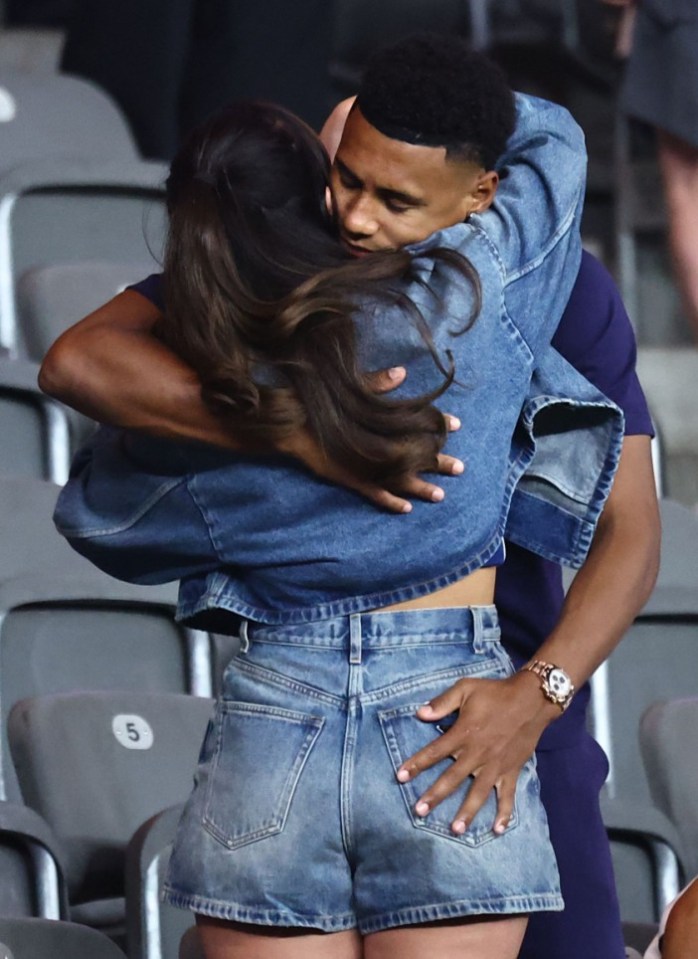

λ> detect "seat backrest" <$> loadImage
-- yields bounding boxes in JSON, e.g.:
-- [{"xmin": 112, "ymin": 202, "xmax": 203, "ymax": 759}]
[
  {"xmin": 601, "ymin": 797, "xmax": 685, "ymax": 924},
  {"xmin": 0, "ymin": 29, "xmax": 64, "ymax": 76},
  {"xmin": 0, "ymin": 158, "xmax": 167, "ymax": 355},
  {"xmin": 640, "ymin": 698, "xmax": 698, "ymax": 877},
  {"xmin": 0, "ymin": 917, "xmax": 126, "ymax": 959},
  {"xmin": 8, "ymin": 692, "xmax": 214, "ymax": 904},
  {"xmin": 16, "ymin": 261, "xmax": 155, "ymax": 362},
  {"xmin": 588, "ymin": 499, "xmax": 698, "ymax": 805},
  {"xmin": 0, "ymin": 800, "xmax": 67, "ymax": 920},
  {"xmin": 0, "ymin": 358, "xmax": 73, "ymax": 483},
  {"xmin": 0, "ymin": 571, "xmax": 209, "ymax": 802},
  {"xmin": 126, "ymin": 805, "xmax": 195, "ymax": 959},
  {"xmin": 0, "ymin": 70, "xmax": 137, "ymax": 174},
  {"xmin": 594, "ymin": 605, "xmax": 698, "ymax": 807},
  {"xmin": 636, "ymin": 352, "xmax": 698, "ymax": 506},
  {"xmin": 0, "ymin": 479, "xmax": 212, "ymax": 803}
]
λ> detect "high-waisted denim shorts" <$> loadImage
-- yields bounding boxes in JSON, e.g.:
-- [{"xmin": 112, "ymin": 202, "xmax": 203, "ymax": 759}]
[{"xmin": 164, "ymin": 606, "xmax": 563, "ymax": 934}]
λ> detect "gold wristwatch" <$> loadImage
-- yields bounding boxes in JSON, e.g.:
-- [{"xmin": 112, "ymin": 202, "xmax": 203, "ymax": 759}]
[{"xmin": 524, "ymin": 660, "xmax": 575, "ymax": 712}]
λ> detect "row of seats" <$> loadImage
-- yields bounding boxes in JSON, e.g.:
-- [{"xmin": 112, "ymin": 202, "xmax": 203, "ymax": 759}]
[
  {"xmin": 0, "ymin": 65, "xmax": 165, "ymax": 485},
  {"xmin": 0, "ymin": 475, "xmax": 234, "ymax": 957}
]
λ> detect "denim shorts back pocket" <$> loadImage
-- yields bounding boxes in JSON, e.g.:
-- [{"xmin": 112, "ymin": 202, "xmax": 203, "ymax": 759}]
[
  {"xmin": 378, "ymin": 702, "xmax": 519, "ymax": 848},
  {"xmin": 202, "ymin": 701, "xmax": 324, "ymax": 849}
]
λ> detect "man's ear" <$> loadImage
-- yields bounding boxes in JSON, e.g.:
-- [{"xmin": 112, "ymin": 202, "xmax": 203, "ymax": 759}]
[
  {"xmin": 319, "ymin": 97, "xmax": 356, "ymax": 162},
  {"xmin": 469, "ymin": 170, "xmax": 499, "ymax": 214}
]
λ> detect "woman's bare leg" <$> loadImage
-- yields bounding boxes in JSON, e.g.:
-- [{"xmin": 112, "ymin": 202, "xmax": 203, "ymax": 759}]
[
  {"xmin": 657, "ymin": 129, "xmax": 698, "ymax": 341},
  {"xmin": 195, "ymin": 917, "xmax": 363, "ymax": 959},
  {"xmin": 364, "ymin": 915, "xmax": 527, "ymax": 959}
]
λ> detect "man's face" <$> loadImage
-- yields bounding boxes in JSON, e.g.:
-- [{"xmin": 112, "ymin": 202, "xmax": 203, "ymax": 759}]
[{"xmin": 330, "ymin": 106, "xmax": 497, "ymax": 254}]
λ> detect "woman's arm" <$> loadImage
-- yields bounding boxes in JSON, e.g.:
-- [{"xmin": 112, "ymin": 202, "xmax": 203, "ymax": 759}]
[
  {"xmin": 53, "ymin": 427, "xmax": 221, "ymax": 584},
  {"xmin": 39, "ymin": 290, "xmax": 240, "ymax": 447},
  {"xmin": 39, "ymin": 291, "xmax": 462, "ymax": 513},
  {"xmin": 477, "ymin": 93, "xmax": 587, "ymax": 353}
]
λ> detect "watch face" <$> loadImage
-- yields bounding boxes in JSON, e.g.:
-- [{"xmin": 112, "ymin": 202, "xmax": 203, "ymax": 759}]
[{"xmin": 547, "ymin": 668, "xmax": 572, "ymax": 698}]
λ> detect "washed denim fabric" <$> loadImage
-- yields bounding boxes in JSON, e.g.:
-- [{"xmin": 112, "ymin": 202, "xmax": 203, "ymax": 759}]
[
  {"xmin": 163, "ymin": 607, "xmax": 563, "ymax": 931},
  {"xmin": 54, "ymin": 95, "xmax": 624, "ymax": 627}
]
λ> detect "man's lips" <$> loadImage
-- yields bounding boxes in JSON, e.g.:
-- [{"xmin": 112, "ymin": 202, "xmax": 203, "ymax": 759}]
[{"xmin": 341, "ymin": 237, "xmax": 373, "ymax": 257}]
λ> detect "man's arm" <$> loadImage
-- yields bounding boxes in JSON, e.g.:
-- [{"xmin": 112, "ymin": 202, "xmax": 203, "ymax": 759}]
[
  {"xmin": 39, "ymin": 290, "xmax": 463, "ymax": 512},
  {"xmin": 39, "ymin": 289, "xmax": 240, "ymax": 447},
  {"xmin": 397, "ymin": 434, "xmax": 660, "ymax": 834}
]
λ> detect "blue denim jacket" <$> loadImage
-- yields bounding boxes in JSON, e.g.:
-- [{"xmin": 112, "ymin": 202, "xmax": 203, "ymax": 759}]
[{"xmin": 54, "ymin": 95, "xmax": 624, "ymax": 627}]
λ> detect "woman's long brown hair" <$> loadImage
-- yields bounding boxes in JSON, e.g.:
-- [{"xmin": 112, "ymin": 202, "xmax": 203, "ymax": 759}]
[{"xmin": 161, "ymin": 100, "xmax": 480, "ymax": 488}]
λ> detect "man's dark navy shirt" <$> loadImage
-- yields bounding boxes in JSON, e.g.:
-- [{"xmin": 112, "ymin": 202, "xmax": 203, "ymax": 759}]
[{"xmin": 129, "ymin": 250, "xmax": 653, "ymax": 749}]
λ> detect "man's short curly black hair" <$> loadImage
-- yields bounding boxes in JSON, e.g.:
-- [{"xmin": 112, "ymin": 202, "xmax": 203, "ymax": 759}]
[{"xmin": 356, "ymin": 34, "xmax": 515, "ymax": 169}]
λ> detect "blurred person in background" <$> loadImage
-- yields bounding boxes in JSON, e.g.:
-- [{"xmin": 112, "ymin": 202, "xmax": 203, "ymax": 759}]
[
  {"xmin": 60, "ymin": 0, "xmax": 333, "ymax": 159},
  {"xmin": 605, "ymin": 0, "xmax": 698, "ymax": 342}
]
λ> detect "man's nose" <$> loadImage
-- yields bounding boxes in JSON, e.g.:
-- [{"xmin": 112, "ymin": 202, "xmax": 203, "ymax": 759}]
[{"xmin": 341, "ymin": 195, "xmax": 379, "ymax": 237}]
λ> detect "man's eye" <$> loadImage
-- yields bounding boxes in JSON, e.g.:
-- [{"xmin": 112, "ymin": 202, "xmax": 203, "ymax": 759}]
[
  {"xmin": 386, "ymin": 199, "xmax": 410, "ymax": 214},
  {"xmin": 338, "ymin": 172, "xmax": 359, "ymax": 190}
]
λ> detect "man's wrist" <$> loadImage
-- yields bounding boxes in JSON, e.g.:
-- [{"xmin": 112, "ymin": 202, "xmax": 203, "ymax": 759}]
[{"xmin": 521, "ymin": 659, "xmax": 576, "ymax": 712}]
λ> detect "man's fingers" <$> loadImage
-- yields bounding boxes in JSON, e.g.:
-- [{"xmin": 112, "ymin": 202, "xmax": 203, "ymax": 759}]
[
  {"xmin": 365, "ymin": 367, "xmax": 406, "ymax": 393},
  {"xmin": 492, "ymin": 776, "xmax": 517, "ymax": 835},
  {"xmin": 444, "ymin": 414, "xmax": 461, "ymax": 432},
  {"xmin": 398, "ymin": 477, "xmax": 445, "ymax": 503},
  {"xmin": 435, "ymin": 453, "xmax": 464, "ymax": 476},
  {"xmin": 354, "ymin": 483, "xmax": 412, "ymax": 514},
  {"xmin": 449, "ymin": 771, "xmax": 498, "ymax": 835},
  {"xmin": 412, "ymin": 759, "xmax": 477, "ymax": 819}
]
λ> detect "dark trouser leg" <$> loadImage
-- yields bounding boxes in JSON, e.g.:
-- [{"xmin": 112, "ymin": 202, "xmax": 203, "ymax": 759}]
[
  {"xmin": 61, "ymin": 0, "xmax": 194, "ymax": 158},
  {"xmin": 518, "ymin": 734, "xmax": 627, "ymax": 959},
  {"xmin": 180, "ymin": 0, "xmax": 333, "ymax": 138}
]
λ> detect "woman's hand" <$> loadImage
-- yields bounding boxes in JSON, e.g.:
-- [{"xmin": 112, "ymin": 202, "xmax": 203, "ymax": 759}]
[
  {"xmin": 280, "ymin": 366, "xmax": 464, "ymax": 514},
  {"xmin": 396, "ymin": 670, "xmax": 560, "ymax": 834}
]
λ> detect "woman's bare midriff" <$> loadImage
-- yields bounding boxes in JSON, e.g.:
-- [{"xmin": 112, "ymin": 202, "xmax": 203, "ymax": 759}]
[{"xmin": 379, "ymin": 566, "xmax": 496, "ymax": 612}]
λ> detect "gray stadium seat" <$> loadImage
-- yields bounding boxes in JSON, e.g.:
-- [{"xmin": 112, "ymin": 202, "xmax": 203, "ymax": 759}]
[
  {"xmin": 0, "ymin": 30, "xmax": 64, "ymax": 75},
  {"xmin": 0, "ymin": 801, "xmax": 67, "ymax": 920},
  {"xmin": 623, "ymin": 923, "xmax": 659, "ymax": 957},
  {"xmin": 0, "ymin": 69, "xmax": 137, "ymax": 173},
  {"xmin": 0, "ymin": 477, "xmax": 214, "ymax": 800},
  {"xmin": 0, "ymin": 158, "xmax": 167, "ymax": 356},
  {"xmin": 588, "ymin": 499, "xmax": 698, "ymax": 806},
  {"xmin": 641, "ymin": 698, "xmax": 698, "ymax": 877},
  {"xmin": 16, "ymin": 260, "xmax": 155, "ymax": 362},
  {"xmin": 126, "ymin": 805, "xmax": 194, "ymax": 959},
  {"xmin": 613, "ymin": 114, "xmax": 667, "ymax": 336},
  {"xmin": 637, "ymin": 349, "xmax": 698, "ymax": 508},
  {"xmin": 601, "ymin": 796, "xmax": 686, "ymax": 924},
  {"xmin": 0, "ymin": 917, "xmax": 126, "ymax": 958},
  {"xmin": 8, "ymin": 692, "xmax": 213, "ymax": 933},
  {"xmin": 0, "ymin": 572, "xmax": 212, "ymax": 802},
  {"xmin": 0, "ymin": 476, "xmax": 93, "ymax": 581},
  {"xmin": 0, "ymin": 357, "xmax": 73, "ymax": 483}
]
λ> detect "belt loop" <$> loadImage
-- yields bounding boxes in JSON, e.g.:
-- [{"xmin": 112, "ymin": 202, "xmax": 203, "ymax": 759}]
[
  {"xmin": 471, "ymin": 607, "xmax": 485, "ymax": 654},
  {"xmin": 239, "ymin": 620, "xmax": 250, "ymax": 654},
  {"xmin": 349, "ymin": 614, "xmax": 362, "ymax": 664}
]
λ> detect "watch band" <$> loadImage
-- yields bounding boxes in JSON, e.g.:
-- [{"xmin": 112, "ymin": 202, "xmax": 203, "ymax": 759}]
[{"xmin": 524, "ymin": 660, "xmax": 575, "ymax": 712}]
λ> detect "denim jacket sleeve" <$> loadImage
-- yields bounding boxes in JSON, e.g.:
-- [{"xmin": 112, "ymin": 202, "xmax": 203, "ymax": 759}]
[
  {"xmin": 407, "ymin": 93, "xmax": 586, "ymax": 360},
  {"xmin": 505, "ymin": 349, "xmax": 625, "ymax": 567},
  {"xmin": 478, "ymin": 93, "xmax": 586, "ymax": 356},
  {"xmin": 53, "ymin": 427, "xmax": 222, "ymax": 584}
]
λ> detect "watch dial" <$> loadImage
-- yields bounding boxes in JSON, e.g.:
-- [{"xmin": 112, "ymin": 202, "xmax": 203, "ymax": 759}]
[{"xmin": 548, "ymin": 668, "xmax": 572, "ymax": 697}]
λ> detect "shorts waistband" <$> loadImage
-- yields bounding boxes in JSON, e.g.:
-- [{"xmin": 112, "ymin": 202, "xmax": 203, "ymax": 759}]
[{"xmin": 238, "ymin": 605, "xmax": 499, "ymax": 654}]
